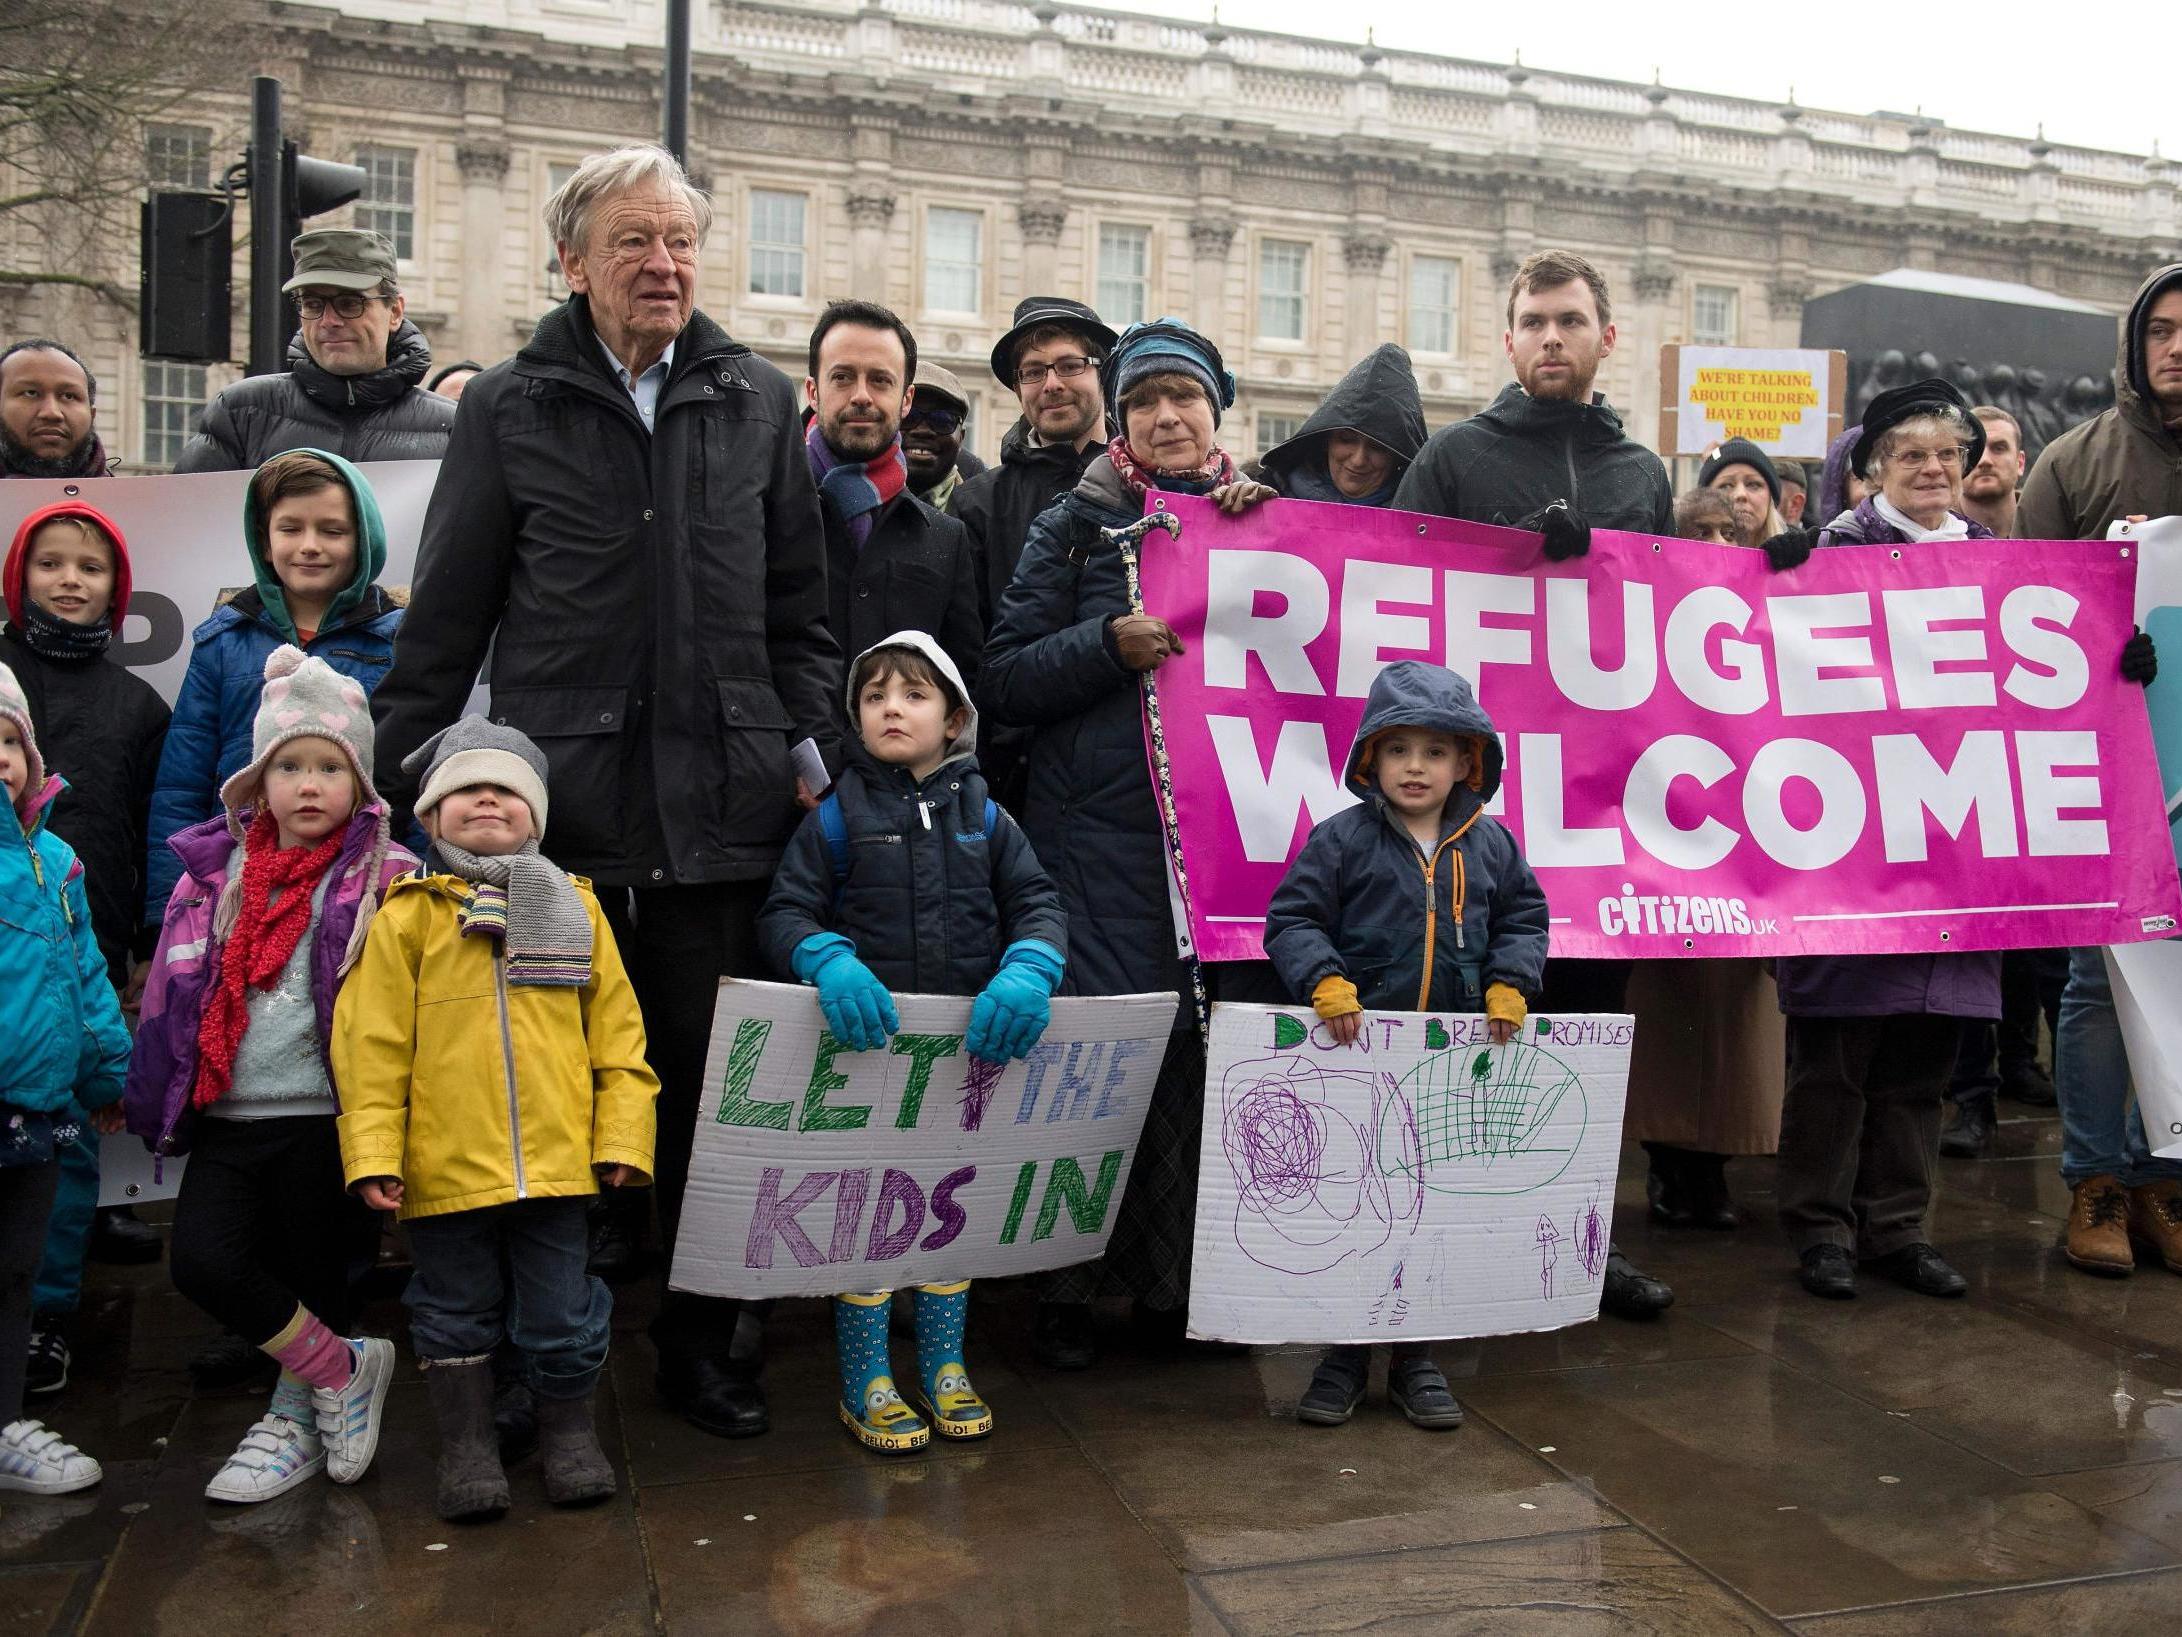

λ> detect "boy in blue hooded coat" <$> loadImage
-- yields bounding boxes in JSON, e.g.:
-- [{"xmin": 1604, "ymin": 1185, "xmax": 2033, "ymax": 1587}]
[
  {"xmin": 146, "ymin": 448, "xmax": 407, "ymax": 920},
  {"xmin": 759, "ymin": 630, "xmax": 1066, "ymax": 1454},
  {"xmin": 1264, "ymin": 659, "xmax": 1548, "ymax": 1430}
]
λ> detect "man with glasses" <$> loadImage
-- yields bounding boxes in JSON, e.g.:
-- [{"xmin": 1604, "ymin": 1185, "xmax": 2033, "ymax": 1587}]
[
  {"xmin": 174, "ymin": 228, "xmax": 455, "ymax": 472},
  {"xmin": 950, "ymin": 297, "xmax": 1117, "ymax": 802},
  {"xmin": 902, "ymin": 362, "xmax": 985, "ymax": 512},
  {"xmin": 805, "ymin": 300, "xmax": 983, "ymax": 688}
]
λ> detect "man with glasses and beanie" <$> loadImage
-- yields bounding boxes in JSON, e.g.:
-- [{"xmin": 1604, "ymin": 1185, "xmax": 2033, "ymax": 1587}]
[
  {"xmin": 804, "ymin": 301, "xmax": 983, "ymax": 689},
  {"xmin": 902, "ymin": 362, "xmax": 985, "ymax": 513},
  {"xmin": 175, "ymin": 228, "xmax": 455, "ymax": 473},
  {"xmin": 949, "ymin": 296, "xmax": 1117, "ymax": 802}
]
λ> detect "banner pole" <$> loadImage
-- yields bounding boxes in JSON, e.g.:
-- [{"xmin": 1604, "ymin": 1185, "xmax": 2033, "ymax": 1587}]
[{"xmin": 1103, "ymin": 504, "xmax": 1209, "ymax": 1035}]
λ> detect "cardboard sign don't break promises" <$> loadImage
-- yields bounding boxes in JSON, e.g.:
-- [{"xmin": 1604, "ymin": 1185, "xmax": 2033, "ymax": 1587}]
[{"xmin": 669, "ymin": 981, "xmax": 1179, "ymax": 1299}]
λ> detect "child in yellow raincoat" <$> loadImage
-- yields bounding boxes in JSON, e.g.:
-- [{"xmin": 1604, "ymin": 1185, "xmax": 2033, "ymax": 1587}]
[{"xmin": 333, "ymin": 716, "xmax": 656, "ymax": 1524}]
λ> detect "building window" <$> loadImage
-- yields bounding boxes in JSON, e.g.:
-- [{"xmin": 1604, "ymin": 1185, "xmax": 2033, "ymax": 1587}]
[
  {"xmin": 924, "ymin": 207, "xmax": 982, "ymax": 314},
  {"xmin": 1407, "ymin": 255, "xmax": 1460, "ymax": 356},
  {"xmin": 141, "ymin": 361, "xmax": 207, "ymax": 469},
  {"xmin": 1692, "ymin": 284, "xmax": 1740, "ymax": 346},
  {"xmin": 1257, "ymin": 412, "xmax": 1303, "ymax": 457},
  {"xmin": 146, "ymin": 124, "xmax": 212, "ymax": 191},
  {"xmin": 1096, "ymin": 224, "xmax": 1150, "ymax": 328},
  {"xmin": 354, "ymin": 145, "xmax": 416, "ymax": 261},
  {"xmin": 1258, "ymin": 240, "xmax": 1308, "ymax": 342},
  {"xmin": 747, "ymin": 189, "xmax": 807, "ymax": 299}
]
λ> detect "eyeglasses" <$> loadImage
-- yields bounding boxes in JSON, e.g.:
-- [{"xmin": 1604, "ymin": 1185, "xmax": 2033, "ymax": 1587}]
[
  {"xmin": 1015, "ymin": 355, "xmax": 1100, "ymax": 388},
  {"xmin": 903, "ymin": 406, "xmax": 964, "ymax": 435},
  {"xmin": 293, "ymin": 293, "xmax": 391, "ymax": 321},
  {"xmin": 1888, "ymin": 445, "xmax": 1969, "ymax": 471}
]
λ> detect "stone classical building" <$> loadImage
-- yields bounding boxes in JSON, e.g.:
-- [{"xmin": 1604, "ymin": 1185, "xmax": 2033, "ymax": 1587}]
[{"xmin": 7, "ymin": 0, "xmax": 2174, "ymax": 471}]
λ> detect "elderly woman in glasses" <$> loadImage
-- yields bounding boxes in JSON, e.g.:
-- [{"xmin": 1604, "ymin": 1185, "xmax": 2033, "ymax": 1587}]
[
  {"xmin": 1811, "ymin": 379, "xmax": 1994, "ymax": 547},
  {"xmin": 982, "ymin": 318, "xmax": 1274, "ymax": 1371}
]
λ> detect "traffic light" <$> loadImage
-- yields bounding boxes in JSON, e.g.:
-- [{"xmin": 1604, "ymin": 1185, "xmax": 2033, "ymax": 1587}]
[
  {"xmin": 140, "ymin": 191, "xmax": 231, "ymax": 363},
  {"xmin": 247, "ymin": 76, "xmax": 366, "ymax": 374}
]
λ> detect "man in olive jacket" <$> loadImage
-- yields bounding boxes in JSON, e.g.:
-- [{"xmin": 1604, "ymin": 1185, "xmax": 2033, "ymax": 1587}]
[{"xmin": 373, "ymin": 146, "xmax": 840, "ymax": 1441}]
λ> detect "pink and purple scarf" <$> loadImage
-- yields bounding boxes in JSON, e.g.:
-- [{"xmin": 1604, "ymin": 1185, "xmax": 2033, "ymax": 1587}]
[{"xmin": 805, "ymin": 421, "xmax": 909, "ymax": 550}]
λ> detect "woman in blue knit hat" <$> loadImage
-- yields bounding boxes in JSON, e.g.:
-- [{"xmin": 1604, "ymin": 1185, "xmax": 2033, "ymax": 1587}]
[{"xmin": 981, "ymin": 319, "xmax": 1273, "ymax": 1370}]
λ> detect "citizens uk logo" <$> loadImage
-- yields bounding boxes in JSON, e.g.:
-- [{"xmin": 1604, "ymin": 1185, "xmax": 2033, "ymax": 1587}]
[{"xmin": 1597, "ymin": 887, "xmax": 1770, "ymax": 938}]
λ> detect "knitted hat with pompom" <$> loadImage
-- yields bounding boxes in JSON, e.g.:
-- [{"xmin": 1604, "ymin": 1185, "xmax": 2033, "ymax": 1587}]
[
  {"xmin": 0, "ymin": 660, "xmax": 46, "ymax": 814},
  {"xmin": 217, "ymin": 645, "xmax": 380, "ymax": 817}
]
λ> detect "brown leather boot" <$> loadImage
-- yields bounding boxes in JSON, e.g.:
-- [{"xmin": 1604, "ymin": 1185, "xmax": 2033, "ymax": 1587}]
[
  {"xmin": 2128, "ymin": 1180, "xmax": 2182, "ymax": 1274},
  {"xmin": 2065, "ymin": 1176, "xmax": 2134, "ymax": 1276}
]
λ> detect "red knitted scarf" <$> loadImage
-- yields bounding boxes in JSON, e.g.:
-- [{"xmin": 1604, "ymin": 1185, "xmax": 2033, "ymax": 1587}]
[
  {"xmin": 1104, "ymin": 435, "xmax": 1237, "ymax": 496},
  {"xmin": 190, "ymin": 810, "xmax": 344, "ymax": 1110}
]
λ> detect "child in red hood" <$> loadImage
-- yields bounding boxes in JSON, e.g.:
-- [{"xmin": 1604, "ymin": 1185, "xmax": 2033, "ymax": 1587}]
[{"xmin": 1, "ymin": 502, "xmax": 170, "ymax": 1398}]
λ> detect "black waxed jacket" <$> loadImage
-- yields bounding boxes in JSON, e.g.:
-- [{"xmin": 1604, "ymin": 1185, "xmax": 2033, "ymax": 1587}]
[
  {"xmin": 0, "ymin": 628, "xmax": 169, "ymax": 982},
  {"xmin": 171, "ymin": 323, "xmax": 456, "ymax": 473},
  {"xmin": 371, "ymin": 297, "xmax": 841, "ymax": 886},
  {"xmin": 1392, "ymin": 381, "xmax": 1673, "ymax": 535}
]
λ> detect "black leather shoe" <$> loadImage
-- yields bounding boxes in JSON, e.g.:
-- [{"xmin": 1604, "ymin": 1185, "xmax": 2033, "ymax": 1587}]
[
  {"xmin": 1599, "ymin": 1249, "xmax": 1674, "ymax": 1318},
  {"xmin": 1685, "ymin": 1153, "xmax": 1740, "ymax": 1231},
  {"xmin": 2004, "ymin": 1064, "xmax": 2058, "ymax": 1108},
  {"xmin": 1939, "ymin": 1097, "xmax": 1995, "ymax": 1159},
  {"xmin": 1032, "ymin": 1301, "xmax": 1097, "ymax": 1371},
  {"xmin": 90, "ymin": 1206, "xmax": 162, "ymax": 1265},
  {"xmin": 1867, "ymin": 1242, "xmax": 1968, "ymax": 1298},
  {"xmin": 189, "ymin": 1330, "xmax": 278, "ymax": 1390},
  {"xmin": 655, "ymin": 1356, "xmax": 769, "ymax": 1438},
  {"xmin": 1797, "ymin": 1244, "xmax": 1858, "ymax": 1299},
  {"xmin": 586, "ymin": 1215, "xmax": 643, "ymax": 1285}
]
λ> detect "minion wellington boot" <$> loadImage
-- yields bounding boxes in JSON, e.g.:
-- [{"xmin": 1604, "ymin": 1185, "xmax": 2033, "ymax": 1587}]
[
  {"xmin": 911, "ymin": 1281, "xmax": 992, "ymax": 1440},
  {"xmin": 833, "ymin": 1293, "xmax": 929, "ymax": 1455}
]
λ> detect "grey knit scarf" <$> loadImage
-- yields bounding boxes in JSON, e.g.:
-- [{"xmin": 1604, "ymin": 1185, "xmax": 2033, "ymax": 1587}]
[{"xmin": 435, "ymin": 838, "xmax": 594, "ymax": 987}]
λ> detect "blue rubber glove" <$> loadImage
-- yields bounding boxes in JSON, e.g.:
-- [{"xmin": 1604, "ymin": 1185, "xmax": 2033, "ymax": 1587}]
[
  {"xmin": 791, "ymin": 933, "xmax": 899, "ymax": 1051},
  {"xmin": 967, "ymin": 940, "xmax": 1066, "ymax": 1063}
]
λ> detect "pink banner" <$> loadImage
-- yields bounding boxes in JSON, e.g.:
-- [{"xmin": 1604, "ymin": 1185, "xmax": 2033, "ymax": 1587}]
[{"xmin": 1136, "ymin": 494, "xmax": 2182, "ymax": 963}]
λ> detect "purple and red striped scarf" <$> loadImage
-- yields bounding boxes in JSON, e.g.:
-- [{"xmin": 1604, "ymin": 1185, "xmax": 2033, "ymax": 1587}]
[{"xmin": 805, "ymin": 421, "xmax": 909, "ymax": 550}]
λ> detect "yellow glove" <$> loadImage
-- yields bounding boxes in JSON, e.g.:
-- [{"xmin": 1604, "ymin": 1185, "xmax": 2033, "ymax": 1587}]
[
  {"xmin": 1485, "ymin": 982, "xmax": 1527, "ymax": 1029},
  {"xmin": 1312, "ymin": 975, "xmax": 1362, "ymax": 1020}
]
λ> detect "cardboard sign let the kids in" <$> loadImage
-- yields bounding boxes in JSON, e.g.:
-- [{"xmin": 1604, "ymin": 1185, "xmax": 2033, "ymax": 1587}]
[
  {"xmin": 670, "ymin": 981, "xmax": 1179, "ymax": 1299},
  {"xmin": 1188, "ymin": 1004, "xmax": 1633, "ymax": 1345}
]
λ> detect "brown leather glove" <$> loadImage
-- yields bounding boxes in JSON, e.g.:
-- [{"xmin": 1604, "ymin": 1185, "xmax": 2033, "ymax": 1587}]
[{"xmin": 1111, "ymin": 612, "xmax": 1184, "ymax": 672}]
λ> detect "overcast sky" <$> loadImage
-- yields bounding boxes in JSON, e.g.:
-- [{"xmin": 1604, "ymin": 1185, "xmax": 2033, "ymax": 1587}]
[{"xmin": 1106, "ymin": 0, "xmax": 2176, "ymax": 158}]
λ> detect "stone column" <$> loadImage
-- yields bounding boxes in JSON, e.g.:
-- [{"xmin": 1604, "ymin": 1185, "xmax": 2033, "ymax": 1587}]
[
  {"xmin": 1018, "ymin": 196, "xmax": 1068, "ymax": 297},
  {"xmin": 1341, "ymin": 233, "xmax": 1391, "ymax": 358},
  {"xmin": 1188, "ymin": 216, "xmax": 1236, "ymax": 330},
  {"xmin": 845, "ymin": 185, "xmax": 897, "ymax": 303},
  {"xmin": 1632, "ymin": 254, "xmax": 1678, "ymax": 453},
  {"xmin": 455, "ymin": 139, "xmax": 511, "ymax": 365}
]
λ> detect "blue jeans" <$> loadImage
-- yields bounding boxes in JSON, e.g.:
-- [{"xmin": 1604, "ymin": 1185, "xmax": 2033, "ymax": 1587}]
[
  {"xmin": 31, "ymin": 1126, "xmax": 98, "ymax": 1316},
  {"xmin": 2055, "ymin": 946, "xmax": 2182, "ymax": 1188},
  {"xmin": 404, "ymin": 1196, "xmax": 611, "ymax": 1399}
]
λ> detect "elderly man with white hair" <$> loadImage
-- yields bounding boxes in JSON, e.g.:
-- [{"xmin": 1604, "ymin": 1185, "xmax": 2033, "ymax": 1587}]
[{"xmin": 374, "ymin": 144, "xmax": 840, "ymax": 1440}]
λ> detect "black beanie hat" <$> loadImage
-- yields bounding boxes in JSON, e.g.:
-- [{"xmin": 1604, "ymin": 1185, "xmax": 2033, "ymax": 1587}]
[{"xmin": 1698, "ymin": 437, "xmax": 1782, "ymax": 506}]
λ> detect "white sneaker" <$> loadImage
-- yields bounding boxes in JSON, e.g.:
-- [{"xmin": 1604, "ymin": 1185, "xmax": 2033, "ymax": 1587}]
[
  {"xmin": 313, "ymin": 1337, "xmax": 395, "ymax": 1484},
  {"xmin": 204, "ymin": 1413, "xmax": 325, "ymax": 1504},
  {"xmin": 0, "ymin": 1419, "xmax": 103, "ymax": 1495}
]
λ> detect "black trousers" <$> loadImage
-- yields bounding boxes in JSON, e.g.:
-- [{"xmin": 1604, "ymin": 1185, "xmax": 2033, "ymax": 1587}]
[
  {"xmin": 0, "ymin": 1159, "xmax": 60, "ymax": 1424},
  {"xmin": 169, "ymin": 1116, "xmax": 362, "ymax": 1347},
  {"xmin": 1777, "ymin": 1014, "xmax": 1959, "ymax": 1258},
  {"xmin": 601, "ymin": 879, "xmax": 768, "ymax": 1362}
]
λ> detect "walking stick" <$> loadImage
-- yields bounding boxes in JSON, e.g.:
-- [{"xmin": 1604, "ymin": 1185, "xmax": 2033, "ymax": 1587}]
[{"xmin": 1100, "ymin": 504, "xmax": 1209, "ymax": 1036}]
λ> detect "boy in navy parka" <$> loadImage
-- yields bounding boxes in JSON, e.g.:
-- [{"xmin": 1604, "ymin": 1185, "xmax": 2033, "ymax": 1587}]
[
  {"xmin": 759, "ymin": 630, "xmax": 1066, "ymax": 1454},
  {"xmin": 1264, "ymin": 660, "xmax": 1548, "ymax": 1431}
]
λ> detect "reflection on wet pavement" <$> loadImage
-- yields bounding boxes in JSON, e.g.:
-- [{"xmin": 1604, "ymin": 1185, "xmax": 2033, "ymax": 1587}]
[{"xmin": 8, "ymin": 1106, "xmax": 2182, "ymax": 1633}]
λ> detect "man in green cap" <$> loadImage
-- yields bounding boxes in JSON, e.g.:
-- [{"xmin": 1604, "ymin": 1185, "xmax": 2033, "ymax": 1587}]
[{"xmin": 174, "ymin": 227, "xmax": 455, "ymax": 473}]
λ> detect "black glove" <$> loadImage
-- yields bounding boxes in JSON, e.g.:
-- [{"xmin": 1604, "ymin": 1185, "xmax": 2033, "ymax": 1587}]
[
  {"xmin": 1523, "ymin": 501, "xmax": 1591, "ymax": 562},
  {"xmin": 2122, "ymin": 626, "xmax": 2158, "ymax": 686},
  {"xmin": 1761, "ymin": 527, "xmax": 1819, "ymax": 572}
]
